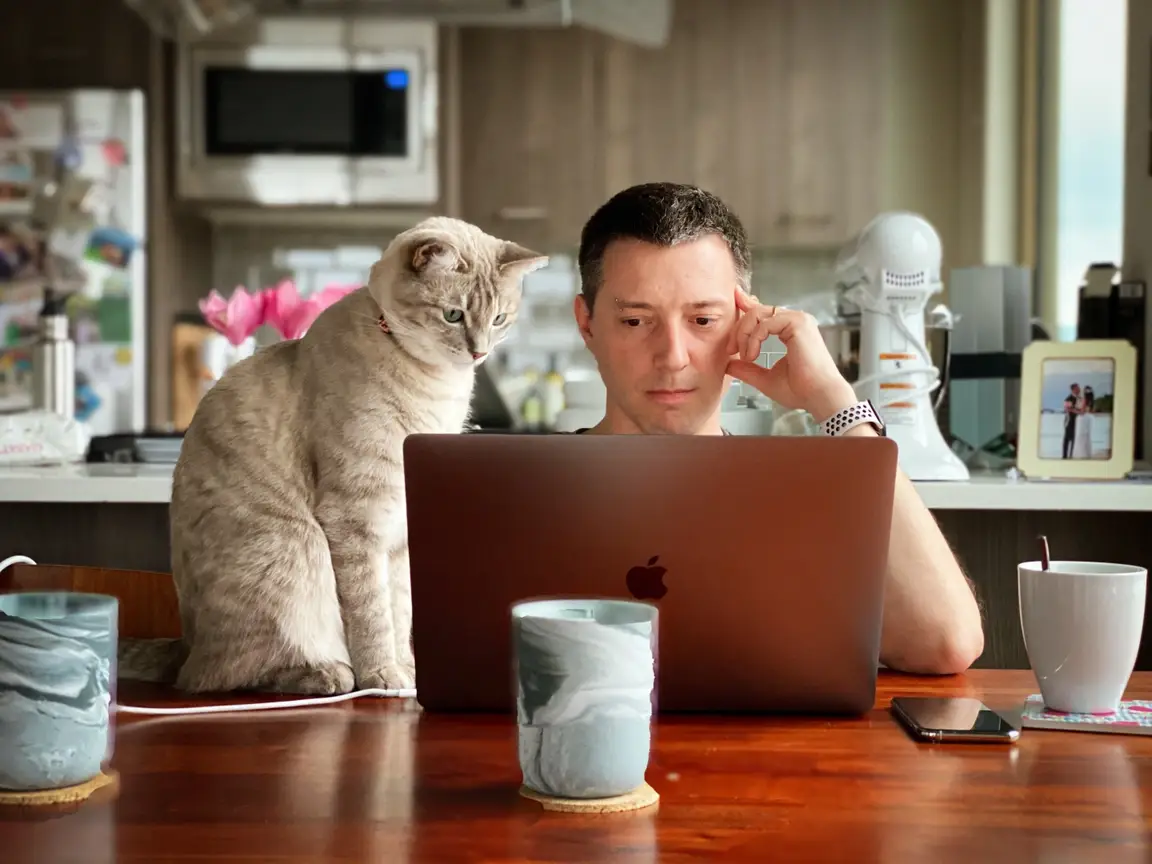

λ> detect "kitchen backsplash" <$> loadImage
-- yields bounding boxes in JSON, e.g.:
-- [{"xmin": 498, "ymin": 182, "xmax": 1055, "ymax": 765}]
[
  {"xmin": 207, "ymin": 223, "xmax": 838, "ymax": 311},
  {"xmin": 210, "ymin": 224, "xmax": 400, "ymax": 295}
]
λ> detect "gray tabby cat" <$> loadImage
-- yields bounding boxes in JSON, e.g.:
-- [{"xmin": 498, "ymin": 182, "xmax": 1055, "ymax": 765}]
[{"xmin": 119, "ymin": 217, "xmax": 546, "ymax": 694}]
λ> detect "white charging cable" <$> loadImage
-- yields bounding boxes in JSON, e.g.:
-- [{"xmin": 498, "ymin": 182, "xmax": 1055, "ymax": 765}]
[
  {"xmin": 842, "ymin": 284, "xmax": 942, "ymax": 407},
  {"xmin": 0, "ymin": 555, "xmax": 416, "ymax": 715}
]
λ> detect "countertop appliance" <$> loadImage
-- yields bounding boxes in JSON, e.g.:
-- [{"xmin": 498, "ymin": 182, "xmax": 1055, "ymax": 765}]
[
  {"xmin": 834, "ymin": 212, "xmax": 969, "ymax": 481},
  {"xmin": 947, "ymin": 265, "xmax": 1032, "ymax": 456},
  {"xmin": 175, "ymin": 16, "xmax": 439, "ymax": 206}
]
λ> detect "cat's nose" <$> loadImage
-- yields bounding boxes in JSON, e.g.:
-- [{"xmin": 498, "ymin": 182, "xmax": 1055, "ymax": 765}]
[{"xmin": 471, "ymin": 351, "xmax": 487, "ymax": 360}]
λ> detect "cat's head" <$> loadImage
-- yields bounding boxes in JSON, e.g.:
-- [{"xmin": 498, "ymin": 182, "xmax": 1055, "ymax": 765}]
[{"xmin": 369, "ymin": 217, "xmax": 547, "ymax": 368}]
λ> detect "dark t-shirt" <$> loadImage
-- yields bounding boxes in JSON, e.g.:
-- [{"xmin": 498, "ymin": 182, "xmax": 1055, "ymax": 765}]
[{"xmin": 1064, "ymin": 395, "xmax": 1077, "ymax": 431}]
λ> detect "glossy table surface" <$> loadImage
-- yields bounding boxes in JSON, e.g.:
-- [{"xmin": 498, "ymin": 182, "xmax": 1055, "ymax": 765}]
[{"xmin": 3, "ymin": 671, "xmax": 1152, "ymax": 863}]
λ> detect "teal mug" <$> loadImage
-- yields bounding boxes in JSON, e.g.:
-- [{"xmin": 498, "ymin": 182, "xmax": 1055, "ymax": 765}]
[
  {"xmin": 512, "ymin": 598, "xmax": 657, "ymax": 799},
  {"xmin": 0, "ymin": 591, "xmax": 118, "ymax": 790}
]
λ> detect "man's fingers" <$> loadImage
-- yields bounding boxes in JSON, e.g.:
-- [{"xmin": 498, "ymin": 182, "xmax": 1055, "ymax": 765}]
[
  {"xmin": 734, "ymin": 285, "xmax": 758, "ymax": 312},
  {"xmin": 731, "ymin": 304, "xmax": 813, "ymax": 361},
  {"xmin": 726, "ymin": 357, "xmax": 788, "ymax": 402},
  {"xmin": 744, "ymin": 315, "xmax": 778, "ymax": 361}
]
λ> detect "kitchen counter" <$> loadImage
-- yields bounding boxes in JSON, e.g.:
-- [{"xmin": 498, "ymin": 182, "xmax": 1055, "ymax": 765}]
[
  {"xmin": 2, "ymin": 461, "xmax": 1150, "ymax": 672},
  {"xmin": 0, "ymin": 462, "xmax": 1151, "ymax": 511}
]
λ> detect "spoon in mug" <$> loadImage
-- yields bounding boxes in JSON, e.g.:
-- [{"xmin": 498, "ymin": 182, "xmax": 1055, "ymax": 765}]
[{"xmin": 1038, "ymin": 534, "xmax": 1051, "ymax": 571}]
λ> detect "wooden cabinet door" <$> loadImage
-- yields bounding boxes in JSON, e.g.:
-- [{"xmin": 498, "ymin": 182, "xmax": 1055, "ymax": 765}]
[
  {"xmin": 0, "ymin": 0, "xmax": 150, "ymax": 90},
  {"xmin": 600, "ymin": 0, "xmax": 793, "ymax": 247},
  {"xmin": 459, "ymin": 27, "xmax": 603, "ymax": 253},
  {"xmin": 780, "ymin": 0, "xmax": 885, "ymax": 247}
]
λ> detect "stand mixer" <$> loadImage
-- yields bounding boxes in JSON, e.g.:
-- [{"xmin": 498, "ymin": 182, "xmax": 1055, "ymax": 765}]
[{"xmin": 833, "ymin": 212, "xmax": 969, "ymax": 481}]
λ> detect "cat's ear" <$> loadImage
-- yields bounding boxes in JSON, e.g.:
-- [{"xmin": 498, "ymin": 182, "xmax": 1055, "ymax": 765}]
[
  {"xmin": 409, "ymin": 236, "xmax": 462, "ymax": 274},
  {"xmin": 498, "ymin": 242, "xmax": 548, "ymax": 279}
]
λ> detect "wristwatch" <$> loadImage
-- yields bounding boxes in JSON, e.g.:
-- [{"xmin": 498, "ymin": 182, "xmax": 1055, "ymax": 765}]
[{"xmin": 819, "ymin": 400, "xmax": 887, "ymax": 437}]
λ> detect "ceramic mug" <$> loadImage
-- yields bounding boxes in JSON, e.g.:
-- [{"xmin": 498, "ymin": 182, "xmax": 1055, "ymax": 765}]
[
  {"xmin": 0, "ymin": 591, "xmax": 118, "ymax": 790},
  {"xmin": 512, "ymin": 598, "xmax": 657, "ymax": 799},
  {"xmin": 1019, "ymin": 561, "xmax": 1147, "ymax": 714}
]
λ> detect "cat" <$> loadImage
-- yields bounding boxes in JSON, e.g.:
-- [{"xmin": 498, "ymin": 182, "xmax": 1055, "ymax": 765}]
[{"xmin": 118, "ymin": 217, "xmax": 546, "ymax": 694}]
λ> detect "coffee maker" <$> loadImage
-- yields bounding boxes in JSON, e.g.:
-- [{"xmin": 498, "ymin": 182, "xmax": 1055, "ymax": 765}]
[
  {"xmin": 946, "ymin": 266, "xmax": 1033, "ymax": 453},
  {"xmin": 1077, "ymin": 263, "xmax": 1146, "ymax": 459}
]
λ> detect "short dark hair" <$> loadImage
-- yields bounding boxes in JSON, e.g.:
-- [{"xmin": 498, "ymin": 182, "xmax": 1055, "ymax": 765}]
[{"xmin": 578, "ymin": 182, "xmax": 751, "ymax": 310}]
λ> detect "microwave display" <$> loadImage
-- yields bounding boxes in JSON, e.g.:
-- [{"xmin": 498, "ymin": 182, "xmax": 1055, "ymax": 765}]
[{"xmin": 203, "ymin": 68, "xmax": 409, "ymax": 157}]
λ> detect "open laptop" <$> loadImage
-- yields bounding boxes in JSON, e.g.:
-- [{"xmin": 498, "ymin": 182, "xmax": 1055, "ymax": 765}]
[{"xmin": 405, "ymin": 433, "xmax": 898, "ymax": 715}]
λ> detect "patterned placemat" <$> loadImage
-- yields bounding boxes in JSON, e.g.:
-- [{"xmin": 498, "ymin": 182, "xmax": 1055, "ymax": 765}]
[{"xmin": 1021, "ymin": 695, "xmax": 1152, "ymax": 736}]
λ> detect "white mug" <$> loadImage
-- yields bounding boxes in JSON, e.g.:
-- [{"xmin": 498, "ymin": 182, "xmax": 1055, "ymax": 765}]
[{"xmin": 1019, "ymin": 560, "xmax": 1147, "ymax": 714}]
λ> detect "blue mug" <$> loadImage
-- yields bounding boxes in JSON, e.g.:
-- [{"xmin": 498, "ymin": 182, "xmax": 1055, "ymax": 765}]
[
  {"xmin": 512, "ymin": 598, "xmax": 657, "ymax": 799},
  {"xmin": 0, "ymin": 591, "xmax": 118, "ymax": 790}
]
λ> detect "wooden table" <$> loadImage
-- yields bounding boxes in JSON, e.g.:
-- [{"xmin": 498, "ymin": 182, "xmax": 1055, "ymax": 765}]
[{"xmin": 3, "ymin": 671, "xmax": 1151, "ymax": 863}]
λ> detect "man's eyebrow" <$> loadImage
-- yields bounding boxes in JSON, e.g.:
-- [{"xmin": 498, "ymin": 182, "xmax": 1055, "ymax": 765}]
[{"xmin": 612, "ymin": 300, "xmax": 729, "ymax": 311}]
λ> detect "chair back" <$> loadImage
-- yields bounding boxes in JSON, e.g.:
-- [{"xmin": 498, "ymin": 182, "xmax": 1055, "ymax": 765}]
[{"xmin": 0, "ymin": 564, "xmax": 181, "ymax": 638}]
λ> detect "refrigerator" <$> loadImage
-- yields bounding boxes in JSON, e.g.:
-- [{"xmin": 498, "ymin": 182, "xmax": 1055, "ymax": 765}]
[{"xmin": 0, "ymin": 88, "xmax": 147, "ymax": 435}]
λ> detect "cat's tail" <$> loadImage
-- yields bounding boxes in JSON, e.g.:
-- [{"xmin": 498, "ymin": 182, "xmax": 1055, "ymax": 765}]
[{"xmin": 117, "ymin": 638, "xmax": 188, "ymax": 684}]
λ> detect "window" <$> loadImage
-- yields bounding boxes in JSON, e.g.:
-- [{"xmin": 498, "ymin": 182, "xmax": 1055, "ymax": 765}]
[{"xmin": 1042, "ymin": 0, "xmax": 1128, "ymax": 341}]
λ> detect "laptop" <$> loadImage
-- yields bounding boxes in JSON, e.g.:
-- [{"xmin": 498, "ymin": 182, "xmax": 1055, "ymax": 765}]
[{"xmin": 405, "ymin": 433, "xmax": 898, "ymax": 715}]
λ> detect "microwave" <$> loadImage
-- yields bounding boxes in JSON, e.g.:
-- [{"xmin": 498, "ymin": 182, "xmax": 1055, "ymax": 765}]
[{"xmin": 175, "ymin": 17, "xmax": 439, "ymax": 206}]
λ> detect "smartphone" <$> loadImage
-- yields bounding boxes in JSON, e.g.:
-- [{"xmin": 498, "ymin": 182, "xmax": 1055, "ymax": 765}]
[{"xmin": 890, "ymin": 696, "xmax": 1019, "ymax": 743}]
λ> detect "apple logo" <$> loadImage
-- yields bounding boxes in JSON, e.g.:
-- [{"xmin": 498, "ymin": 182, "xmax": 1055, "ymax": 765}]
[{"xmin": 626, "ymin": 555, "xmax": 668, "ymax": 601}]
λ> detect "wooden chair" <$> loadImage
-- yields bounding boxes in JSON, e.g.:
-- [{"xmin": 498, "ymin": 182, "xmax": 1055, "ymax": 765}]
[{"xmin": 0, "ymin": 564, "xmax": 181, "ymax": 639}]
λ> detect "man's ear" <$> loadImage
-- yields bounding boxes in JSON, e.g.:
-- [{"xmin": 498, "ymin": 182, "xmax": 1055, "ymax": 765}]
[{"xmin": 574, "ymin": 294, "xmax": 594, "ymax": 345}]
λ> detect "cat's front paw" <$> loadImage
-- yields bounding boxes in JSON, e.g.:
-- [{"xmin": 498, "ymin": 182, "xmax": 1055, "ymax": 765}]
[{"xmin": 357, "ymin": 663, "xmax": 416, "ymax": 692}]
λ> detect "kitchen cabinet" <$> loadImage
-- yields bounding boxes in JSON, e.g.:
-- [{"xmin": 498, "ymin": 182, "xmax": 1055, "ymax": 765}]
[
  {"xmin": 458, "ymin": 0, "xmax": 886, "ymax": 251},
  {"xmin": 0, "ymin": 0, "xmax": 151, "ymax": 90},
  {"xmin": 459, "ymin": 26, "xmax": 603, "ymax": 253}
]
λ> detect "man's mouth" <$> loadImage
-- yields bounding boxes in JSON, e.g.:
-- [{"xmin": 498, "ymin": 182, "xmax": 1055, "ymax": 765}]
[{"xmin": 646, "ymin": 388, "xmax": 695, "ymax": 405}]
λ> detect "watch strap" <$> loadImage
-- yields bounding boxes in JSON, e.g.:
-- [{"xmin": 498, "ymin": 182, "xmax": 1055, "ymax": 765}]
[{"xmin": 820, "ymin": 400, "xmax": 886, "ymax": 437}]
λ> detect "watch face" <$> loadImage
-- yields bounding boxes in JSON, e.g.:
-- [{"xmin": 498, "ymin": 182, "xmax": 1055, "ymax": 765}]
[{"xmin": 866, "ymin": 400, "xmax": 888, "ymax": 436}]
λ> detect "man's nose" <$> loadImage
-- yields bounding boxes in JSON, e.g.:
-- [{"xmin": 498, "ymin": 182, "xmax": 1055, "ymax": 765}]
[{"xmin": 654, "ymin": 323, "xmax": 690, "ymax": 370}]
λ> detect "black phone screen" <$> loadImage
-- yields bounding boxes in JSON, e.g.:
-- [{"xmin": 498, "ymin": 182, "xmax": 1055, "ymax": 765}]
[{"xmin": 891, "ymin": 696, "xmax": 1017, "ymax": 737}]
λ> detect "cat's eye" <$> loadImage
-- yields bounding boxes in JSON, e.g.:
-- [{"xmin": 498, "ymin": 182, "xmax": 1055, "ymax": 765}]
[
  {"xmin": 493, "ymin": 313, "xmax": 507, "ymax": 326},
  {"xmin": 443, "ymin": 308, "xmax": 464, "ymax": 324}
]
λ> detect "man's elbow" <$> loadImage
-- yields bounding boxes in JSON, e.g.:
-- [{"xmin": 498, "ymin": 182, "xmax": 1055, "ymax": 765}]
[
  {"xmin": 916, "ymin": 624, "xmax": 985, "ymax": 675},
  {"xmin": 884, "ymin": 622, "xmax": 985, "ymax": 675},
  {"xmin": 927, "ymin": 626, "xmax": 984, "ymax": 674}
]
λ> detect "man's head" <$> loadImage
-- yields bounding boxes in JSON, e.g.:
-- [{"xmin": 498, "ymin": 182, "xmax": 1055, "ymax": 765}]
[
  {"xmin": 1071, "ymin": 383, "xmax": 1081, "ymax": 395},
  {"xmin": 575, "ymin": 183, "xmax": 751, "ymax": 434}
]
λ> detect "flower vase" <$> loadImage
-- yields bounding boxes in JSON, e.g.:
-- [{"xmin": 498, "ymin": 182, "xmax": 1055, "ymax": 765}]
[{"xmin": 201, "ymin": 334, "xmax": 256, "ymax": 394}]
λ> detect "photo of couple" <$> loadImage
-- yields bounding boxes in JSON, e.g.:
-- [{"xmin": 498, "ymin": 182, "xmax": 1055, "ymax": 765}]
[{"xmin": 1038, "ymin": 358, "xmax": 1114, "ymax": 460}]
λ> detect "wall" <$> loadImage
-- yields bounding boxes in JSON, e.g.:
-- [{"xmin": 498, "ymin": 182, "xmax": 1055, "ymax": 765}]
[
  {"xmin": 879, "ymin": 0, "xmax": 990, "ymax": 284},
  {"xmin": 1122, "ymin": 0, "xmax": 1152, "ymax": 460}
]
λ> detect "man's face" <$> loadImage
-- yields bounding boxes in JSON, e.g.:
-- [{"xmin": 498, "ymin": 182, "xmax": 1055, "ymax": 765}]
[
  {"xmin": 574, "ymin": 235, "xmax": 739, "ymax": 434},
  {"xmin": 1071, "ymin": 385, "xmax": 1081, "ymax": 396}
]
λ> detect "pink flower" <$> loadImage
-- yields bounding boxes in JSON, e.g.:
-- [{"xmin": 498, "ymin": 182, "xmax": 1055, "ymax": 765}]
[
  {"xmin": 262, "ymin": 280, "xmax": 359, "ymax": 340},
  {"xmin": 198, "ymin": 287, "xmax": 265, "ymax": 346},
  {"xmin": 313, "ymin": 282, "xmax": 361, "ymax": 308}
]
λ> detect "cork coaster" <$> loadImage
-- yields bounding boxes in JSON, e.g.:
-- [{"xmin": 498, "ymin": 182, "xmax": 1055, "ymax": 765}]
[
  {"xmin": 519, "ymin": 782, "xmax": 659, "ymax": 814},
  {"xmin": 0, "ymin": 770, "xmax": 119, "ymax": 807}
]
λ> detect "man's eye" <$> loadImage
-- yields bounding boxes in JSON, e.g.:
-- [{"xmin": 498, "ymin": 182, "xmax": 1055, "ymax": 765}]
[
  {"xmin": 695, "ymin": 317, "xmax": 717, "ymax": 326},
  {"xmin": 622, "ymin": 318, "xmax": 642, "ymax": 327}
]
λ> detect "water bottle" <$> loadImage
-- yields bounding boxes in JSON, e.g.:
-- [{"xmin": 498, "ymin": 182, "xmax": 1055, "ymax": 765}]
[{"xmin": 30, "ymin": 287, "xmax": 76, "ymax": 419}]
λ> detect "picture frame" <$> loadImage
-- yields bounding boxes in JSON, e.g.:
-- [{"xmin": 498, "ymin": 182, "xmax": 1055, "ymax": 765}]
[{"xmin": 1016, "ymin": 338, "xmax": 1137, "ymax": 480}]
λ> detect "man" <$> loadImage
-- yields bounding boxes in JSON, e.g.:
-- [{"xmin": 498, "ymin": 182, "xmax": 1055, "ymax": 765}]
[
  {"xmin": 571, "ymin": 182, "xmax": 984, "ymax": 675},
  {"xmin": 1063, "ymin": 383, "xmax": 1081, "ymax": 459}
]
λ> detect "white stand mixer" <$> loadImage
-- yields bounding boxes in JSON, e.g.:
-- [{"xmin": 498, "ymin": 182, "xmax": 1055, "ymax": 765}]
[{"xmin": 834, "ymin": 212, "xmax": 969, "ymax": 481}]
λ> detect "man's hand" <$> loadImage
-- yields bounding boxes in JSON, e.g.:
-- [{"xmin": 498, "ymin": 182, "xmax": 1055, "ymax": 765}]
[{"xmin": 726, "ymin": 286, "xmax": 858, "ymax": 423}]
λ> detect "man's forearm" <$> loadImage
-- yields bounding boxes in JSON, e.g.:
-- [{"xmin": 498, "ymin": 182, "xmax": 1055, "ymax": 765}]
[
  {"xmin": 843, "ymin": 425, "xmax": 984, "ymax": 674},
  {"xmin": 878, "ymin": 471, "xmax": 984, "ymax": 673}
]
